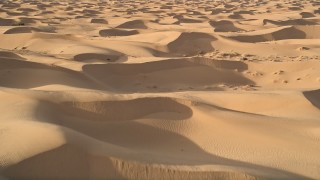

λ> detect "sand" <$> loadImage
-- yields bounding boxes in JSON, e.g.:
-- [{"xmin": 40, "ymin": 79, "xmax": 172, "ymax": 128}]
[{"xmin": 0, "ymin": 0, "xmax": 320, "ymax": 179}]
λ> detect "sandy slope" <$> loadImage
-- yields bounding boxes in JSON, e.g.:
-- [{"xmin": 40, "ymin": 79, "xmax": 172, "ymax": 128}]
[{"xmin": 0, "ymin": 0, "xmax": 320, "ymax": 179}]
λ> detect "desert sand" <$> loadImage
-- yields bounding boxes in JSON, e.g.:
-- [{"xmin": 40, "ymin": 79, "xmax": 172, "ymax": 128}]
[{"xmin": 0, "ymin": 0, "xmax": 320, "ymax": 179}]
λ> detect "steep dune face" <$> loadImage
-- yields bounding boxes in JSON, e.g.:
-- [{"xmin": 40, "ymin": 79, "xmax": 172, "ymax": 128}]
[
  {"xmin": 82, "ymin": 58, "xmax": 253, "ymax": 92},
  {"xmin": 0, "ymin": 0, "xmax": 320, "ymax": 179},
  {"xmin": 0, "ymin": 18, "xmax": 16, "ymax": 26},
  {"xmin": 116, "ymin": 20, "xmax": 148, "ymax": 29},
  {"xmin": 209, "ymin": 20, "xmax": 244, "ymax": 32},
  {"xmin": 263, "ymin": 19, "xmax": 317, "ymax": 26},
  {"xmin": 61, "ymin": 97, "xmax": 193, "ymax": 121},
  {"xmin": 226, "ymin": 26, "xmax": 320, "ymax": 43},
  {"xmin": 99, "ymin": 28, "xmax": 139, "ymax": 37},
  {"xmin": 0, "ymin": 51, "xmax": 25, "ymax": 59},
  {"xmin": 303, "ymin": 89, "xmax": 320, "ymax": 109},
  {"xmin": 3, "ymin": 26, "xmax": 55, "ymax": 34},
  {"xmin": 167, "ymin": 32, "xmax": 216, "ymax": 56},
  {"xmin": 0, "ymin": 58, "xmax": 102, "ymax": 90},
  {"xmin": 73, "ymin": 53, "xmax": 121, "ymax": 63}
]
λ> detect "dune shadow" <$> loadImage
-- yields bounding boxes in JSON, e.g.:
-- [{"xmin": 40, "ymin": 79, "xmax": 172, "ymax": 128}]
[
  {"xmin": 227, "ymin": 26, "xmax": 308, "ymax": 43},
  {"xmin": 2, "ymin": 144, "xmax": 123, "ymax": 179},
  {"xmin": 73, "ymin": 53, "xmax": 124, "ymax": 63},
  {"xmin": 303, "ymin": 89, "xmax": 320, "ymax": 109},
  {"xmin": 2, "ymin": 98, "xmax": 311, "ymax": 179},
  {"xmin": 82, "ymin": 58, "xmax": 254, "ymax": 93},
  {"xmin": 300, "ymin": 12, "xmax": 315, "ymax": 18},
  {"xmin": 99, "ymin": 28, "xmax": 139, "ymax": 37},
  {"xmin": 209, "ymin": 20, "xmax": 244, "ymax": 32},
  {"xmin": 91, "ymin": 18, "xmax": 108, "ymax": 24},
  {"xmin": 263, "ymin": 19, "xmax": 317, "ymax": 26},
  {"xmin": 60, "ymin": 97, "xmax": 193, "ymax": 121},
  {"xmin": 3, "ymin": 26, "xmax": 56, "ymax": 34},
  {"xmin": 0, "ymin": 58, "xmax": 103, "ymax": 90},
  {"xmin": 175, "ymin": 17, "xmax": 203, "ymax": 24},
  {"xmin": 116, "ymin": 20, "xmax": 148, "ymax": 29},
  {"xmin": 0, "ymin": 51, "xmax": 26, "ymax": 60},
  {"xmin": 167, "ymin": 32, "xmax": 216, "ymax": 56},
  {"xmin": 0, "ymin": 18, "xmax": 16, "ymax": 26}
]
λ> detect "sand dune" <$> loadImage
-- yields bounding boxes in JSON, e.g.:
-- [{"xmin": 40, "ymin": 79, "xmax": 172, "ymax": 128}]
[
  {"xmin": 226, "ymin": 26, "xmax": 320, "ymax": 43},
  {"xmin": 0, "ymin": 18, "xmax": 16, "ymax": 26},
  {"xmin": 304, "ymin": 89, "xmax": 320, "ymax": 109},
  {"xmin": 0, "ymin": 57, "xmax": 101, "ymax": 90},
  {"xmin": 1, "ymin": 90, "xmax": 317, "ymax": 179},
  {"xmin": 0, "ymin": 51, "xmax": 25, "ymax": 60},
  {"xmin": 90, "ymin": 18, "xmax": 108, "ymax": 24},
  {"xmin": 82, "ymin": 58, "xmax": 253, "ymax": 92},
  {"xmin": 263, "ymin": 18, "xmax": 317, "ymax": 26},
  {"xmin": 0, "ymin": 0, "xmax": 320, "ymax": 179},
  {"xmin": 300, "ymin": 12, "xmax": 315, "ymax": 18},
  {"xmin": 116, "ymin": 20, "xmax": 148, "ymax": 29},
  {"xmin": 209, "ymin": 20, "xmax": 244, "ymax": 32},
  {"xmin": 167, "ymin": 32, "xmax": 216, "ymax": 56},
  {"xmin": 99, "ymin": 28, "xmax": 139, "ymax": 37},
  {"xmin": 73, "ymin": 53, "xmax": 121, "ymax": 63},
  {"xmin": 3, "ymin": 26, "xmax": 55, "ymax": 34}
]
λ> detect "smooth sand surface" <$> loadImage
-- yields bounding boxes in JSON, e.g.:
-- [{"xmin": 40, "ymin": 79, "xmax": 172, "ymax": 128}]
[{"xmin": 0, "ymin": 0, "xmax": 320, "ymax": 179}]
